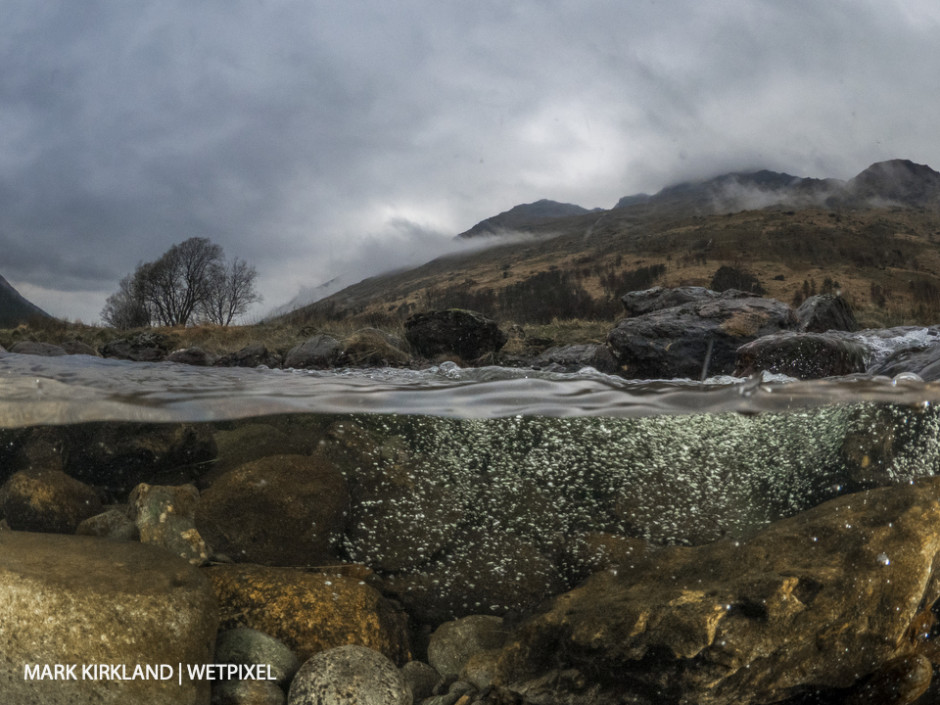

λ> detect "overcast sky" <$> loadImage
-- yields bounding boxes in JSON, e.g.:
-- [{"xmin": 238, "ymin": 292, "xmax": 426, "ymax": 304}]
[{"xmin": 3, "ymin": 1, "xmax": 940, "ymax": 322}]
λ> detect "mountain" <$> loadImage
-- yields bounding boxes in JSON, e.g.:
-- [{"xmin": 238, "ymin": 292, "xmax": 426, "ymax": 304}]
[
  {"xmin": 0, "ymin": 274, "xmax": 51, "ymax": 328},
  {"xmin": 283, "ymin": 159, "xmax": 940, "ymax": 330},
  {"xmin": 612, "ymin": 159, "xmax": 940, "ymax": 215},
  {"xmin": 457, "ymin": 199, "xmax": 602, "ymax": 238}
]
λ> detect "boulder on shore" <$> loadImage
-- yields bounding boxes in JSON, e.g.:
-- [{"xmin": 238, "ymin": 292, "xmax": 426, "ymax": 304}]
[
  {"xmin": 735, "ymin": 330, "xmax": 868, "ymax": 379},
  {"xmin": 405, "ymin": 309, "xmax": 508, "ymax": 361},
  {"xmin": 607, "ymin": 288, "xmax": 797, "ymax": 379},
  {"xmin": 797, "ymin": 293, "xmax": 859, "ymax": 333},
  {"xmin": 493, "ymin": 477, "xmax": 940, "ymax": 705}
]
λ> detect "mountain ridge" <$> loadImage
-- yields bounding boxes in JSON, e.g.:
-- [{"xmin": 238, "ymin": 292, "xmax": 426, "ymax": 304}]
[{"xmin": 0, "ymin": 274, "xmax": 51, "ymax": 328}]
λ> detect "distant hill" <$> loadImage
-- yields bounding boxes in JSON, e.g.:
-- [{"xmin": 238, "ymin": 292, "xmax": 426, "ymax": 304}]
[
  {"xmin": 612, "ymin": 159, "xmax": 940, "ymax": 214},
  {"xmin": 0, "ymin": 274, "xmax": 51, "ymax": 328},
  {"xmin": 284, "ymin": 159, "xmax": 940, "ymax": 330},
  {"xmin": 457, "ymin": 199, "xmax": 602, "ymax": 238}
]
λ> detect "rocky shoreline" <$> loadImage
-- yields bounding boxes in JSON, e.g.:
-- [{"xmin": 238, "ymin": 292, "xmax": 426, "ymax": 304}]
[{"xmin": 4, "ymin": 287, "xmax": 940, "ymax": 382}]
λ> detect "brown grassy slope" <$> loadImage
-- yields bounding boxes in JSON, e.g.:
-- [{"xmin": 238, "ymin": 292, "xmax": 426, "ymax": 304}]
[{"xmin": 284, "ymin": 205, "xmax": 940, "ymax": 330}]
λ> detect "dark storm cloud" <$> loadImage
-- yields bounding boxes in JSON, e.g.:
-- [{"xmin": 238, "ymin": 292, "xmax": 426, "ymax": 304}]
[{"xmin": 1, "ymin": 1, "xmax": 939, "ymax": 320}]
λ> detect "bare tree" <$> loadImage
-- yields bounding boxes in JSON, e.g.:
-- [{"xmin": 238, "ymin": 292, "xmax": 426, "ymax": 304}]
[
  {"xmin": 103, "ymin": 237, "xmax": 260, "ymax": 328},
  {"xmin": 135, "ymin": 238, "xmax": 223, "ymax": 326},
  {"xmin": 201, "ymin": 257, "xmax": 262, "ymax": 326},
  {"xmin": 100, "ymin": 273, "xmax": 150, "ymax": 329}
]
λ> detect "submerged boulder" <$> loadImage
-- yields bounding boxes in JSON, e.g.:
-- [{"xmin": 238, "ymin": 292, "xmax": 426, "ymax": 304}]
[
  {"xmin": 735, "ymin": 331, "xmax": 867, "ymax": 379},
  {"xmin": 288, "ymin": 645, "xmax": 410, "ymax": 705},
  {"xmin": 0, "ymin": 531, "xmax": 217, "ymax": 705},
  {"xmin": 492, "ymin": 477, "xmax": 940, "ymax": 705},
  {"xmin": 607, "ymin": 289, "xmax": 797, "ymax": 379},
  {"xmin": 195, "ymin": 454, "xmax": 348, "ymax": 566},
  {"xmin": 207, "ymin": 563, "xmax": 410, "ymax": 665},
  {"xmin": 405, "ymin": 309, "xmax": 508, "ymax": 361},
  {"xmin": 0, "ymin": 469, "xmax": 102, "ymax": 533}
]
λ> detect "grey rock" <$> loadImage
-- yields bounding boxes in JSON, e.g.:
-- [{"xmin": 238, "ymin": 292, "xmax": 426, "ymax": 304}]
[
  {"xmin": 129, "ymin": 483, "xmax": 210, "ymax": 565},
  {"xmin": 532, "ymin": 344, "xmax": 618, "ymax": 374},
  {"xmin": 428, "ymin": 616, "xmax": 508, "ymax": 679},
  {"xmin": 288, "ymin": 645, "xmax": 410, "ymax": 705},
  {"xmin": 59, "ymin": 339, "xmax": 99, "ymax": 356},
  {"xmin": 607, "ymin": 289, "xmax": 797, "ymax": 379},
  {"xmin": 734, "ymin": 331, "xmax": 867, "ymax": 379},
  {"xmin": 620, "ymin": 285, "xmax": 723, "ymax": 317},
  {"xmin": 9, "ymin": 340, "xmax": 67, "ymax": 356},
  {"xmin": 284, "ymin": 335, "xmax": 344, "ymax": 369},
  {"xmin": 797, "ymin": 293, "xmax": 859, "ymax": 332},
  {"xmin": 212, "ymin": 679, "xmax": 286, "ymax": 705},
  {"xmin": 216, "ymin": 627, "xmax": 300, "ymax": 687},
  {"xmin": 76, "ymin": 508, "xmax": 140, "ymax": 541},
  {"xmin": 0, "ymin": 531, "xmax": 217, "ymax": 705},
  {"xmin": 401, "ymin": 661, "xmax": 440, "ymax": 701},
  {"xmin": 215, "ymin": 342, "xmax": 282, "ymax": 368},
  {"xmin": 870, "ymin": 343, "xmax": 940, "ymax": 381},
  {"xmin": 168, "ymin": 345, "xmax": 219, "ymax": 366},
  {"xmin": 101, "ymin": 331, "xmax": 172, "ymax": 361}
]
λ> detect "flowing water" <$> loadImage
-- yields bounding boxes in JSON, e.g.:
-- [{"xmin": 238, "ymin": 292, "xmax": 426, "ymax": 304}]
[{"xmin": 3, "ymin": 348, "xmax": 940, "ymax": 699}]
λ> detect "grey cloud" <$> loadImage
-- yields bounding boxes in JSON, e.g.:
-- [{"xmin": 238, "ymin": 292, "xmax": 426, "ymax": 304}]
[{"xmin": 2, "ymin": 1, "xmax": 940, "ymax": 320}]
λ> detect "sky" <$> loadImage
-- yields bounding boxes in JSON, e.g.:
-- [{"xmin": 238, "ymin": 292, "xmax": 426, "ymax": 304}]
[{"xmin": 3, "ymin": 0, "xmax": 940, "ymax": 323}]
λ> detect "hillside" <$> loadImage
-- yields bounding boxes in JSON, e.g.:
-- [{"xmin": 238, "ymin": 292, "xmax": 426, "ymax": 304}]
[
  {"xmin": 284, "ymin": 160, "xmax": 940, "ymax": 330},
  {"xmin": 457, "ymin": 199, "xmax": 602, "ymax": 239},
  {"xmin": 0, "ymin": 274, "xmax": 50, "ymax": 328}
]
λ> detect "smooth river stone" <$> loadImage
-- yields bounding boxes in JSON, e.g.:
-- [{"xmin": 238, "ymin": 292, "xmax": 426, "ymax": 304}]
[{"xmin": 0, "ymin": 531, "xmax": 217, "ymax": 705}]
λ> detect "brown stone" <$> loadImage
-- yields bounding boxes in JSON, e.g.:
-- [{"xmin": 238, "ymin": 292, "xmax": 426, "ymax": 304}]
[
  {"xmin": 1, "ymin": 469, "xmax": 102, "ymax": 533},
  {"xmin": 494, "ymin": 477, "xmax": 940, "ymax": 705},
  {"xmin": 0, "ymin": 531, "xmax": 217, "ymax": 704},
  {"xmin": 195, "ymin": 454, "xmax": 348, "ymax": 566},
  {"xmin": 205, "ymin": 563, "xmax": 410, "ymax": 665}
]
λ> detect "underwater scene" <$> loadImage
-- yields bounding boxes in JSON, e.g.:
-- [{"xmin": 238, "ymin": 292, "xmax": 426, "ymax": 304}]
[{"xmin": 2, "ymin": 354, "xmax": 940, "ymax": 704}]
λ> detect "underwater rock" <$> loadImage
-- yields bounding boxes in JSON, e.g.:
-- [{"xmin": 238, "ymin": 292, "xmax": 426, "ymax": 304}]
[
  {"xmin": 196, "ymin": 454, "xmax": 348, "ymax": 566},
  {"xmin": 76, "ymin": 507, "xmax": 140, "ymax": 541},
  {"xmin": 215, "ymin": 626, "xmax": 300, "ymax": 687},
  {"xmin": 283, "ymin": 335, "xmax": 344, "ymax": 369},
  {"xmin": 428, "ymin": 615, "xmax": 508, "ymax": 679},
  {"xmin": 404, "ymin": 309, "xmax": 508, "ymax": 361},
  {"xmin": 796, "ymin": 292, "xmax": 859, "ymax": 333},
  {"xmin": 202, "ymin": 423, "xmax": 313, "ymax": 486},
  {"xmin": 843, "ymin": 654, "xmax": 932, "ymax": 705},
  {"xmin": 345, "ymin": 464, "xmax": 462, "ymax": 573},
  {"xmin": 130, "ymin": 482, "xmax": 210, "ymax": 566},
  {"xmin": 400, "ymin": 660, "xmax": 440, "ymax": 701},
  {"xmin": 287, "ymin": 645, "xmax": 410, "ymax": 705},
  {"xmin": 734, "ymin": 331, "xmax": 867, "ymax": 379},
  {"xmin": 0, "ymin": 468, "xmax": 102, "ymax": 533},
  {"xmin": 607, "ymin": 289, "xmax": 797, "ymax": 379},
  {"xmin": 491, "ymin": 477, "xmax": 940, "ymax": 705},
  {"xmin": 211, "ymin": 679, "xmax": 286, "ymax": 705},
  {"xmin": 64, "ymin": 422, "xmax": 217, "ymax": 499},
  {"xmin": 0, "ymin": 531, "xmax": 217, "ymax": 705},
  {"xmin": 207, "ymin": 563, "xmax": 410, "ymax": 665}
]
